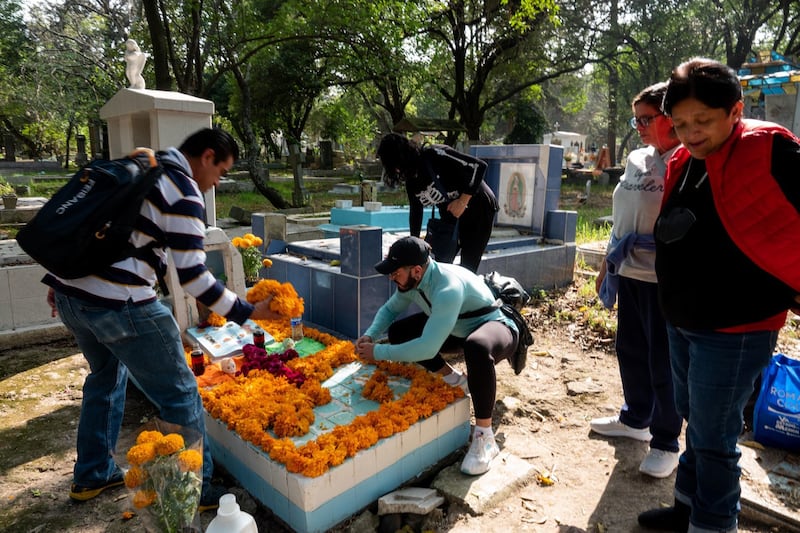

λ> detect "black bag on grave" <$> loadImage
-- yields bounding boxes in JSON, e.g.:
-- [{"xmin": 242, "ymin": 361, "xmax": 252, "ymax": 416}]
[{"xmin": 425, "ymin": 211, "xmax": 459, "ymax": 263}]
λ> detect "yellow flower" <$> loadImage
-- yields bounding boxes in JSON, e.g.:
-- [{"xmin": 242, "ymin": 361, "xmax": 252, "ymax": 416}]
[
  {"xmin": 231, "ymin": 236, "xmax": 243, "ymax": 247},
  {"xmin": 155, "ymin": 433, "xmax": 185, "ymax": 456},
  {"xmin": 127, "ymin": 442, "xmax": 156, "ymax": 466},
  {"xmin": 132, "ymin": 489, "xmax": 157, "ymax": 509},
  {"xmin": 124, "ymin": 465, "xmax": 147, "ymax": 488},
  {"xmin": 177, "ymin": 449, "xmax": 203, "ymax": 473},
  {"xmin": 262, "ymin": 258, "xmax": 273, "ymax": 268}
]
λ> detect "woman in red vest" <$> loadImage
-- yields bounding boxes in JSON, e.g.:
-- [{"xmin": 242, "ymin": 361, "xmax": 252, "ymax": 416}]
[{"xmin": 639, "ymin": 58, "xmax": 800, "ymax": 532}]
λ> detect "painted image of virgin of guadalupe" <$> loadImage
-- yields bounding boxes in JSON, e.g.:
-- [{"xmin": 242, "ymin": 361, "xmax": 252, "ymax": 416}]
[{"xmin": 506, "ymin": 172, "xmax": 527, "ymax": 218}]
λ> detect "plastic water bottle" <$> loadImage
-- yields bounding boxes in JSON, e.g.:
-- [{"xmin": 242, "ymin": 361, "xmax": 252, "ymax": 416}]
[{"xmin": 205, "ymin": 493, "xmax": 258, "ymax": 533}]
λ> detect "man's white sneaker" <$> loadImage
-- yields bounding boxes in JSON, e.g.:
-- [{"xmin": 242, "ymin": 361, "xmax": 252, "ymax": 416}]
[
  {"xmin": 451, "ymin": 373, "xmax": 469, "ymax": 394},
  {"xmin": 589, "ymin": 416, "xmax": 651, "ymax": 442},
  {"xmin": 444, "ymin": 372, "xmax": 470, "ymax": 394},
  {"xmin": 639, "ymin": 448, "xmax": 680, "ymax": 478},
  {"xmin": 460, "ymin": 432, "xmax": 500, "ymax": 475}
]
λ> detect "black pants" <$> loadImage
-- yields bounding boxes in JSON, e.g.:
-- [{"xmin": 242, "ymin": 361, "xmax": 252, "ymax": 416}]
[
  {"xmin": 441, "ymin": 183, "xmax": 497, "ymax": 273},
  {"xmin": 616, "ymin": 276, "xmax": 682, "ymax": 451},
  {"xmin": 387, "ymin": 312, "xmax": 516, "ymax": 419}
]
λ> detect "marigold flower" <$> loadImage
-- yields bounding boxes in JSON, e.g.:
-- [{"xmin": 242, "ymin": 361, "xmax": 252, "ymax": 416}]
[
  {"xmin": 132, "ymin": 489, "xmax": 157, "ymax": 509},
  {"xmin": 206, "ymin": 312, "xmax": 227, "ymax": 327},
  {"xmin": 121, "ymin": 511, "xmax": 135, "ymax": 520},
  {"xmin": 156, "ymin": 433, "xmax": 185, "ymax": 456},
  {"xmin": 177, "ymin": 449, "xmax": 203, "ymax": 472},
  {"xmin": 231, "ymin": 236, "xmax": 243, "ymax": 247},
  {"xmin": 124, "ymin": 465, "xmax": 147, "ymax": 488},
  {"xmin": 262, "ymin": 258, "xmax": 273, "ymax": 268},
  {"xmin": 127, "ymin": 442, "xmax": 156, "ymax": 466},
  {"xmin": 136, "ymin": 430, "xmax": 163, "ymax": 445}
]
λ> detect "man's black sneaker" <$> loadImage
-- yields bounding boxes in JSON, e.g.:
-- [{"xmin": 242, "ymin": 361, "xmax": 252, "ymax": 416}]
[
  {"xmin": 68, "ymin": 469, "xmax": 125, "ymax": 502},
  {"xmin": 638, "ymin": 500, "xmax": 691, "ymax": 532}
]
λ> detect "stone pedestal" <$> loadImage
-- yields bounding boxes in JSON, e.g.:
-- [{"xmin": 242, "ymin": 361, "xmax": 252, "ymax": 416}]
[{"xmin": 99, "ymin": 88, "xmax": 217, "ymax": 225}]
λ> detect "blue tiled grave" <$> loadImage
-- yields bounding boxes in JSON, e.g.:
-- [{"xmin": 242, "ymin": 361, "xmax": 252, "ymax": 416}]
[{"xmin": 206, "ymin": 350, "xmax": 470, "ymax": 533}]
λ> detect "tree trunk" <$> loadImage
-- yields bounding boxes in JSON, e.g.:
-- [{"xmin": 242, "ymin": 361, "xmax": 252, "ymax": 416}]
[
  {"xmin": 289, "ymin": 142, "xmax": 308, "ymax": 207},
  {"xmin": 229, "ymin": 63, "xmax": 291, "ymax": 209},
  {"xmin": 64, "ymin": 121, "xmax": 72, "ymax": 169},
  {"xmin": 141, "ymin": 0, "xmax": 173, "ymax": 90}
]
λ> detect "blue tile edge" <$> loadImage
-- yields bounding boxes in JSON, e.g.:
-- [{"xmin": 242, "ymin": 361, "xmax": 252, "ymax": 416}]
[{"xmin": 207, "ymin": 417, "xmax": 470, "ymax": 533}]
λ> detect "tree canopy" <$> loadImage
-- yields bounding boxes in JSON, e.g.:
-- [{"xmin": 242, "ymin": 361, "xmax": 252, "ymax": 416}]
[{"xmin": 2, "ymin": 0, "xmax": 798, "ymax": 204}]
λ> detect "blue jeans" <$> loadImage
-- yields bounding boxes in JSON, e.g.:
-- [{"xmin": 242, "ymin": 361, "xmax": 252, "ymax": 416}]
[
  {"xmin": 668, "ymin": 324, "xmax": 776, "ymax": 533},
  {"xmin": 55, "ymin": 292, "xmax": 213, "ymax": 494}
]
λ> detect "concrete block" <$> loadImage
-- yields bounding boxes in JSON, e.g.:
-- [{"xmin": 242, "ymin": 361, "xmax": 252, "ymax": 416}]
[
  {"xmin": 340, "ymin": 226, "xmax": 382, "ymax": 277},
  {"xmin": 378, "ymin": 487, "xmax": 444, "ymax": 515},
  {"xmin": 432, "ymin": 452, "xmax": 536, "ymax": 515}
]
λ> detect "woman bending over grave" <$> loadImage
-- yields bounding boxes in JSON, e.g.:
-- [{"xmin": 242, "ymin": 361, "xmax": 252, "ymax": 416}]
[{"xmin": 377, "ymin": 133, "xmax": 498, "ymax": 272}]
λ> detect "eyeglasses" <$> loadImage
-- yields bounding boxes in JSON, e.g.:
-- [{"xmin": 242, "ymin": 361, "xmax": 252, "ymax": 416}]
[{"xmin": 629, "ymin": 113, "xmax": 663, "ymax": 129}]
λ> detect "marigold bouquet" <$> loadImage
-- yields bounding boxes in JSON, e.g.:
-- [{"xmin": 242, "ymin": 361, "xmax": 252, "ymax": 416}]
[
  {"xmin": 119, "ymin": 420, "xmax": 203, "ymax": 533},
  {"xmin": 246, "ymin": 278, "xmax": 305, "ymax": 318},
  {"xmin": 231, "ymin": 233, "xmax": 264, "ymax": 283}
]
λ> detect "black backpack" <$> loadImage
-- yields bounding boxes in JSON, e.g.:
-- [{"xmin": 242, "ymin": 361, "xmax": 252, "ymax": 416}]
[
  {"xmin": 459, "ymin": 271, "xmax": 534, "ymax": 375},
  {"xmin": 16, "ymin": 149, "xmax": 165, "ymax": 280},
  {"xmin": 482, "ymin": 271, "xmax": 531, "ymax": 310}
]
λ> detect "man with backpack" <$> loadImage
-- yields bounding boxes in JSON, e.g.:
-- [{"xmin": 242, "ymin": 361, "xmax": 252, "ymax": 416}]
[
  {"xmin": 354, "ymin": 236, "xmax": 524, "ymax": 475},
  {"xmin": 43, "ymin": 128, "xmax": 280, "ymax": 511}
]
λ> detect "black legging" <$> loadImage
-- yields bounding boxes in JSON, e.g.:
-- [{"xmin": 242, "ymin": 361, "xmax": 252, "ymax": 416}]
[{"xmin": 387, "ymin": 312, "xmax": 517, "ymax": 419}]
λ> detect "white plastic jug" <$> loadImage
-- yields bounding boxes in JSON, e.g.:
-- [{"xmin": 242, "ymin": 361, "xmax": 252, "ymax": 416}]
[{"xmin": 205, "ymin": 493, "xmax": 258, "ymax": 533}]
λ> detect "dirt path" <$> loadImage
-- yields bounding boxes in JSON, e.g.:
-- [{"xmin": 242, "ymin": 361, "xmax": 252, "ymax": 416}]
[{"xmin": 0, "ymin": 278, "xmax": 791, "ymax": 532}]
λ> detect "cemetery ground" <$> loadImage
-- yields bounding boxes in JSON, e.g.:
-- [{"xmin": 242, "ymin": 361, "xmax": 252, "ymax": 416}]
[{"xmin": 2, "ymin": 276, "xmax": 798, "ymax": 533}]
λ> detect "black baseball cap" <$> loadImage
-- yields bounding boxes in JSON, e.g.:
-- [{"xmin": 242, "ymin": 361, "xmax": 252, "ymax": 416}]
[{"xmin": 374, "ymin": 236, "xmax": 430, "ymax": 275}]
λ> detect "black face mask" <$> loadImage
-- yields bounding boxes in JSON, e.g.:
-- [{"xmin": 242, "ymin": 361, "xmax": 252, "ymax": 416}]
[{"xmin": 656, "ymin": 207, "xmax": 697, "ymax": 244}]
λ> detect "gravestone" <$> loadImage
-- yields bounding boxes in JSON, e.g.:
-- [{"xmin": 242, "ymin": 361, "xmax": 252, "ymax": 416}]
[
  {"xmin": 75, "ymin": 134, "xmax": 88, "ymax": 167},
  {"xmin": 319, "ymin": 140, "xmax": 333, "ymax": 170}
]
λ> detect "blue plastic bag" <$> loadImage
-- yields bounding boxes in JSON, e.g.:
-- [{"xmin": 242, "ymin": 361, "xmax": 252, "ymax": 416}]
[{"xmin": 753, "ymin": 353, "xmax": 800, "ymax": 451}]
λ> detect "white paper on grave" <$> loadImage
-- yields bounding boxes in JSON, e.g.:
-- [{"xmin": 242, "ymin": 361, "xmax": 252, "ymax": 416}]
[
  {"xmin": 322, "ymin": 361, "xmax": 363, "ymax": 389},
  {"xmin": 185, "ymin": 319, "xmax": 274, "ymax": 361},
  {"xmin": 497, "ymin": 162, "xmax": 536, "ymax": 228}
]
